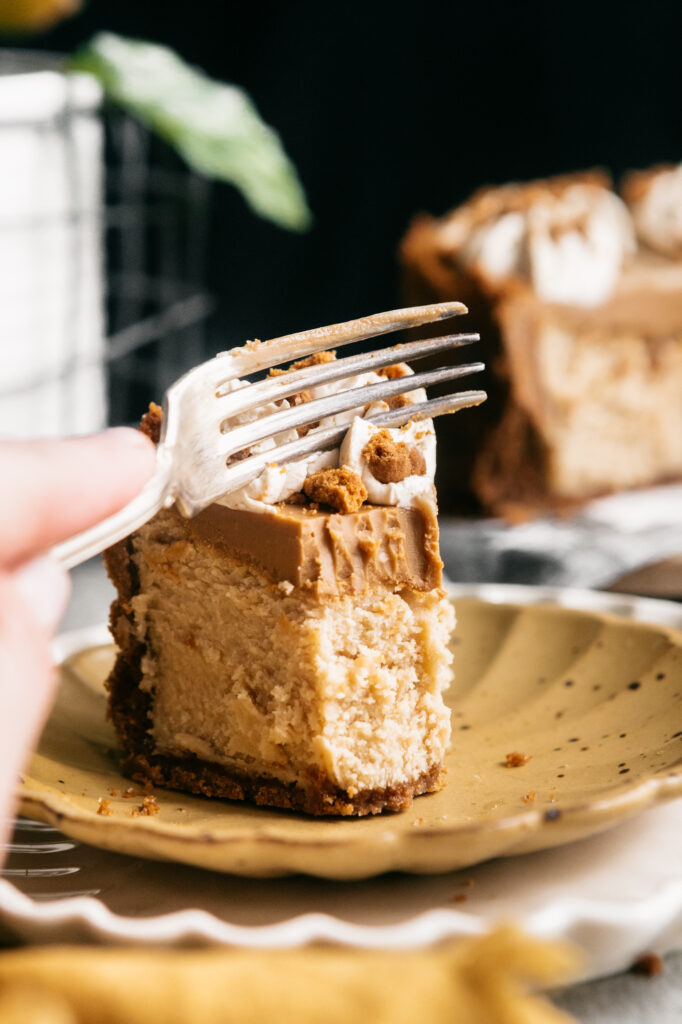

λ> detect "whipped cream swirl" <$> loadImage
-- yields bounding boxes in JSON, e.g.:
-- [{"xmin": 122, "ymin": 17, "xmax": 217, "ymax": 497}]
[
  {"xmin": 439, "ymin": 179, "xmax": 636, "ymax": 308},
  {"xmin": 626, "ymin": 164, "xmax": 682, "ymax": 259}
]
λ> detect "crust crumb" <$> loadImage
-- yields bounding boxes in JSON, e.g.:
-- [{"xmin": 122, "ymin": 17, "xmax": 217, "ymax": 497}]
[
  {"xmin": 140, "ymin": 402, "xmax": 162, "ymax": 444},
  {"xmin": 131, "ymin": 795, "xmax": 160, "ymax": 817},
  {"xmin": 362, "ymin": 429, "xmax": 426, "ymax": 484},
  {"xmin": 631, "ymin": 953, "xmax": 664, "ymax": 977},
  {"xmin": 505, "ymin": 751, "xmax": 531, "ymax": 768},
  {"xmin": 522, "ymin": 790, "xmax": 537, "ymax": 803},
  {"xmin": 96, "ymin": 798, "xmax": 113, "ymax": 816},
  {"xmin": 303, "ymin": 466, "xmax": 367, "ymax": 513}
]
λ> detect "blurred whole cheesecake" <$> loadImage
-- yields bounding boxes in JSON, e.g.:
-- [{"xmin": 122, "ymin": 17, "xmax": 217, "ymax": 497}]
[
  {"xmin": 400, "ymin": 167, "xmax": 682, "ymax": 518},
  {"xmin": 104, "ymin": 353, "xmax": 466, "ymax": 817}
]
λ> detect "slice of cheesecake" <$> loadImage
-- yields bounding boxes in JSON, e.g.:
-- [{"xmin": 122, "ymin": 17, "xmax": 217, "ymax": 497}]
[
  {"xmin": 105, "ymin": 363, "xmax": 457, "ymax": 817},
  {"xmin": 400, "ymin": 170, "xmax": 682, "ymax": 518}
]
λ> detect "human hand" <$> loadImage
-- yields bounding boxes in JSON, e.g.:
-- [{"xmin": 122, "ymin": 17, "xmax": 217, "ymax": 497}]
[{"xmin": 0, "ymin": 428, "xmax": 155, "ymax": 844}]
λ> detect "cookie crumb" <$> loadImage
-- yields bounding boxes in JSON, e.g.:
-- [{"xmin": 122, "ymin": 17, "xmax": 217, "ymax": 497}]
[
  {"xmin": 97, "ymin": 798, "xmax": 113, "ymax": 817},
  {"xmin": 362, "ymin": 429, "xmax": 426, "ymax": 484},
  {"xmin": 108, "ymin": 788, "xmax": 120, "ymax": 798},
  {"xmin": 522, "ymin": 790, "xmax": 537, "ymax": 804},
  {"xmin": 378, "ymin": 362, "xmax": 411, "ymax": 380},
  {"xmin": 632, "ymin": 953, "xmax": 663, "ymax": 977},
  {"xmin": 303, "ymin": 467, "xmax": 367, "ymax": 513},
  {"xmin": 132, "ymin": 795, "xmax": 160, "ymax": 817},
  {"xmin": 452, "ymin": 893, "xmax": 467, "ymax": 903},
  {"xmin": 277, "ymin": 580, "xmax": 295, "ymax": 596},
  {"xmin": 505, "ymin": 751, "xmax": 532, "ymax": 768},
  {"xmin": 140, "ymin": 402, "xmax": 162, "ymax": 444}
]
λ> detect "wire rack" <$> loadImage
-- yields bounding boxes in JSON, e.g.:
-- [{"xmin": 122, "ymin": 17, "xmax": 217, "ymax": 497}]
[{"xmin": 104, "ymin": 109, "xmax": 215, "ymax": 425}]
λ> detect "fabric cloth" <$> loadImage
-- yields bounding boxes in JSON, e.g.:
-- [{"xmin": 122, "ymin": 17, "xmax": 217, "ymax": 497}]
[{"xmin": 0, "ymin": 927, "xmax": 577, "ymax": 1024}]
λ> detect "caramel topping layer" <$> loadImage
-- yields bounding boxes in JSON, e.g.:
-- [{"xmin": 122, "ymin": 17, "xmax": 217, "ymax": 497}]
[{"xmin": 187, "ymin": 500, "xmax": 443, "ymax": 597}]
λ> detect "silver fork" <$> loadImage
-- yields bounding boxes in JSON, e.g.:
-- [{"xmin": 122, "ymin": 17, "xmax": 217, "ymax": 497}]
[{"xmin": 53, "ymin": 302, "xmax": 486, "ymax": 569}]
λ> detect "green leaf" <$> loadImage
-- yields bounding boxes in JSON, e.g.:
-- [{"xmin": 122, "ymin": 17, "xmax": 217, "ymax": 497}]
[{"xmin": 69, "ymin": 32, "xmax": 312, "ymax": 232}]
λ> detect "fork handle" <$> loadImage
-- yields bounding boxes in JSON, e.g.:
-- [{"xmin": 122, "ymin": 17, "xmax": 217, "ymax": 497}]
[{"xmin": 51, "ymin": 462, "xmax": 173, "ymax": 571}]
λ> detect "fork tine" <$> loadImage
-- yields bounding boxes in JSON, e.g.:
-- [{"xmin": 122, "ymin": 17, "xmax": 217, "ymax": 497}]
[
  {"xmin": 209, "ymin": 390, "xmax": 487, "ymax": 505},
  {"xmin": 209, "ymin": 302, "xmax": 468, "ymax": 386},
  {"xmin": 215, "ymin": 332, "xmax": 480, "ymax": 414},
  {"xmin": 218, "ymin": 361, "xmax": 485, "ymax": 460}
]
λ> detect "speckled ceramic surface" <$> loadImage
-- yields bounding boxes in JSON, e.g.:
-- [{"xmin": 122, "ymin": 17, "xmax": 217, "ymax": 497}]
[{"xmin": 19, "ymin": 587, "xmax": 682, "ymax": 878}]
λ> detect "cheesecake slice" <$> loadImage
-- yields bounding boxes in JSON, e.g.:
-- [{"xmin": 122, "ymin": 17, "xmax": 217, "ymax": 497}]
[
  {"xmin": 400, "ymin": 170, "xmax": 682, "ymax": 517},
  {"xmin": 105, "ymin": 358, "xmax": 458, "ymax": 817}
]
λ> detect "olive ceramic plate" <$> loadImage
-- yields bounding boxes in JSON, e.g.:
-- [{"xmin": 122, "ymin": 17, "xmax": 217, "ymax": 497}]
[{"xmin": 18, "ymin": 584, "xmax": 682, "ymax": 879}]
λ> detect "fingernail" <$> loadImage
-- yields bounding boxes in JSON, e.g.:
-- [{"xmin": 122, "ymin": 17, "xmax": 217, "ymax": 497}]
[
  {"xmin": 103, "ymin": 426, "xmax": 152, "ymax": 448},
  {"xmin": 14, "ymin": 556, "xmax": 71, "ymax": 633}
]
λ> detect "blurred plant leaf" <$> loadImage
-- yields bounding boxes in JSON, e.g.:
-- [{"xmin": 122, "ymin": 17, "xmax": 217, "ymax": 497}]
[{"xmin": 69, "ymin": 32, "xmax": 312, "ymax": 232}]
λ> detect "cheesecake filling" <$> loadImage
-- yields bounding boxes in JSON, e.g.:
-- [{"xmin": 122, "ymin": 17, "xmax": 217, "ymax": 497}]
[{"xmin": 126, "ymin": 507, "xmax": 453, "ymax": 795}]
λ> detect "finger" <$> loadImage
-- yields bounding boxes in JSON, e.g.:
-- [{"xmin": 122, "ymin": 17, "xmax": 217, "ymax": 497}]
[
  {"xmin": 0, "ymin": 429, "xmax": 156, "ymax": 569},
  {"xmin": 0, "ymin": 570, "xmax": 64, "ymax": 846}
]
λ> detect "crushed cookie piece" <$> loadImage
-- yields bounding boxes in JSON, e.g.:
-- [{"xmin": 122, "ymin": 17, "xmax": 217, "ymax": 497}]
[
  {"xmin": 289, "ymin": 350, "xmax": 336, "ymax": 372},
  {"xmin": 140, "ymin": 402, "xmax": 162, "ymax": 444},
  {"xmin": 97, "ymin": 798, "xmax": 113, "ymax": 816},
  {"xmin": 269, "ymin": 350, "xmax": 336, "ymax": 377},
  {"xmin": 303, "ymin": 467, "xmax": 367, "ymax": 513},
  {"xmin": 284, "ymin": 492, "xmax": 309, "ymax": 506},
  {"xmin": 362, "ymin": 429, "xmax": 426, "ymax": 484},
  {"xmin": 277, "ymin": 580, "xmax": 294, "ymax": 596},
  {"xmin": 386, "ymin": 393, "xmax": 413, "ymax": 410},
  {"xmin": 522, "ymin": 790, "xmax": 537, "ymax": 804},
  {"xmin": 122, "ymin": 787, "xmax": 138, "ymax": 799},
  {"xmin": 505, "ymin": 752, "xmax": 532, "ymax": 768},
  {"xmin": 132, "ymin": 795, "xmax": 160, "ymax": 817},
  {"xmin": 409, "ymin": 447, "xmax": 426, "ymax": 476},
  {"xmin": 378, "ymin": 362, "xmax": 411, "ymax": 379},
  {"xmin": 631, "ymin": 953, "xmax": 664, "ymax": 977}
]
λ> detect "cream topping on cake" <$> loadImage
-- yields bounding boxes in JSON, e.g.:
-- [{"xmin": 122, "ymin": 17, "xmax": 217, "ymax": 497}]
[
  {"xmin": 340, "ymin": 417, "xmax": 435, "ymax": 507},
  {"xmin": 624, "ymin": 163, "xmax": 682, "ymax": 258},
  {"xmin": 437, "ymin": 177, "xmax": 635, "ymax": 308},
  {"xmin": 218, "ymin": 364, "xmax": 436, "ymax": 513}
]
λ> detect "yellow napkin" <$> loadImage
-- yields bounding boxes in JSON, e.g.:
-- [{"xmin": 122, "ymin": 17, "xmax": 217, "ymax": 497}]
[{"xmin": 0, "ymin": 927, "xmax": 578, "ymax": 1024}]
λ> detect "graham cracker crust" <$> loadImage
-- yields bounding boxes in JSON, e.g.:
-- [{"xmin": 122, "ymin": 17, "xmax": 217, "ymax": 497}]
[{"xmin": 122, "ymin": 749, "xmax": 445, "ymax": 818}]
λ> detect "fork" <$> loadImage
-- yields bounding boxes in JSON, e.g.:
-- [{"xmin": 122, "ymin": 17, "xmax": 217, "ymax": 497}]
[{"xmin": 53, "ymin": 302, "xmax": 486, "ymax": 569}]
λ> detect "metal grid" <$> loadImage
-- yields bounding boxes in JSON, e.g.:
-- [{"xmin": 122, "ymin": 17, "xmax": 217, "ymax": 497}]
[{"xmin": 104, "ymin": 109, "xmax": 215, "ymax": 425}]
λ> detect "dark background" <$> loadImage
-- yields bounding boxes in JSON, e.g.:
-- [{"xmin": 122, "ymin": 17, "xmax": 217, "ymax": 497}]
[{"xmin": 22, "ymin": 0, "xmax": 682, "ymax": 347}]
